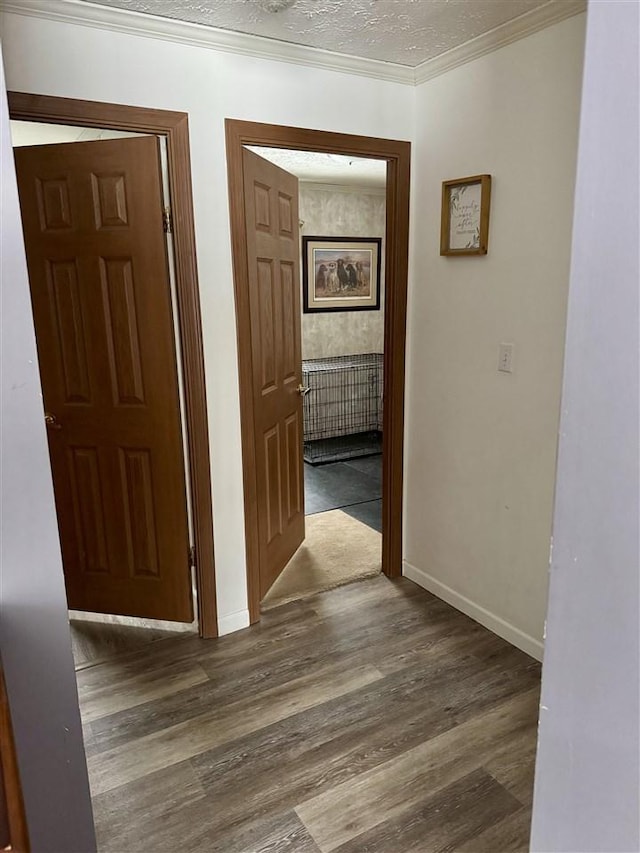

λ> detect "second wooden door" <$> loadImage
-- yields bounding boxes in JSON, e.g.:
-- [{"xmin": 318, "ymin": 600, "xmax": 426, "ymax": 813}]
[{"xmin": 242, "ymin": 148, "xmax": 305, "ymax": 598}]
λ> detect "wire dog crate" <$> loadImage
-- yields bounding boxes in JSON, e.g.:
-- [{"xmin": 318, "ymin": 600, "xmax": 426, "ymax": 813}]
[{"xmin": 302, "ymin": 353, "xmax": 383, "ymax": 464}]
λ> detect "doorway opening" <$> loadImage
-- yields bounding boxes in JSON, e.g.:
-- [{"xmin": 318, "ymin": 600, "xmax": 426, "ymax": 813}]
[
  {"xmin": 7, "ymin": 93, "xmax": 218, "ymax": 643},
  {"xmin": 10, "ymin": 118, "xmax": 201, "ymax": 665},
  {"xmin": 245, "ymin": 146, "xmax": 387, "ymax": 611},
  {"xmin": 225, "ymin": 120, "xmax": 410, "ymax": 623}
]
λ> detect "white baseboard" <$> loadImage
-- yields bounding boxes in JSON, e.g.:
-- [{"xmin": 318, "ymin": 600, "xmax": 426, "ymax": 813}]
[
  {"xmin": 402, "ymin": 561, "xmax": 544, "ymax": 662},
  {"xmin": 217, "ymin": 608, "xmax": 250, "ymax": 636}
]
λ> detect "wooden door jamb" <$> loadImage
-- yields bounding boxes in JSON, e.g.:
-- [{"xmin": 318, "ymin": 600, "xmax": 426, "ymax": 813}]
[
  {"xmin": 225, "ymin": 119, "xmax": 411, "ymax": 624},
  {"xmin": 8, "ymin": 92, "xmax": 218, "ymax": 638}
]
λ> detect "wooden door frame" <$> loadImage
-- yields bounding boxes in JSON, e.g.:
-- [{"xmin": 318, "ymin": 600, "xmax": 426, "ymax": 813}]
[
  {"xmin": 0, "ymin": 663, "xmax": 29, "ymax": 853},
  {"xmin": 225, "ymin": 119, "xmax": 411, "ymax": 624},
  {"xmin": 8, "ymin": 92, "xmax": 218, "ymax": 638}
]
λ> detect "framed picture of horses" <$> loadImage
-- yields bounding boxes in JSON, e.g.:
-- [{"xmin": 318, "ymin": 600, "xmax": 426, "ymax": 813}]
[{"xmin": 302, "ymin": 236, "xmax": 382, "ymax": 313}]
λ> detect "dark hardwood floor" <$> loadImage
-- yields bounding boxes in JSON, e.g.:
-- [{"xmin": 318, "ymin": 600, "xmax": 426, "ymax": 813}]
[{"xmin": 79, "ymin": 575, "xmax": 540, "ymax": 852}]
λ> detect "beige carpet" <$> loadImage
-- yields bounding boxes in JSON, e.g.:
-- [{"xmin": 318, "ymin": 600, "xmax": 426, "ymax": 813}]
[{"xmin": 261, "ymin": 509, "xmax": 382, "ymax": 611}]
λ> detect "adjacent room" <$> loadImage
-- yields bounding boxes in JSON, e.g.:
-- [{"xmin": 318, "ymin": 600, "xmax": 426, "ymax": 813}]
[{"xmin": 248, "ymin": 146, "xmax": 387, "ymax": 611}]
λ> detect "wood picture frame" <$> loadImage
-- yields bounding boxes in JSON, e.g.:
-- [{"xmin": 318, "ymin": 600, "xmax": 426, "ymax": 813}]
[
  {"xmin": 302, "ymin": 236, "xmax": 382, "ymax": 313},
  {"xmin": 440, "ymin": 174, "xmax": 491, "ymax": 256}
]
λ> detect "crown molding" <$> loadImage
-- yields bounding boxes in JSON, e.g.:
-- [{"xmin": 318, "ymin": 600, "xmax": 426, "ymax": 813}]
[
  {"xmin": 0, "ymin": 0, "xmax": 586, "ymax": 88},
  {"xmin": 0, "ymin": 0, "xmax": 415, "ymax": 85},
  {"xmin": 414, "ymin": 0, "xmax": 587, "ymax": 85}
]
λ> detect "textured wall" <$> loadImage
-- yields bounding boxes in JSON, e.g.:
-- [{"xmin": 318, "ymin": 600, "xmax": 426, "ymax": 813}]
[
  {"xmin": 404, "ymin": 14, "xmax": 586, "ymax": 658},
  {"xmin": 299, "ymin": 184, "xmax": 385, "ymax": 360},
  {"xmin": 0, "ymin": 56, "xmax": 96, "ymax": 852},
  {"xmin": 0, "ymin": 10, "xmax": 414, "ymax": 631}
]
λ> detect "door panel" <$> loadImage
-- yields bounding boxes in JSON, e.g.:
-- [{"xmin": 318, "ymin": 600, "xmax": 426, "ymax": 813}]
[
  {"xmin": 100, "ymin": 256, "xmax": 145, "ymax": 404},
  {"xmin": 68, "ymin": 446, "xmax": 110, "ymax": 574},
  {"xmin": 285, "ymin": 413, "xmax": 302, "ymax": 521},
  {"xmin": 243, "ymin": 148, "xmax": 304, "ymax": 598},
  {"xmin": 48, "ymin": 259, "xmax": 91, "ymax": 402},
  {"xmin": 15, "ymin": 136, "xmax": 193, "ymax": 622}
]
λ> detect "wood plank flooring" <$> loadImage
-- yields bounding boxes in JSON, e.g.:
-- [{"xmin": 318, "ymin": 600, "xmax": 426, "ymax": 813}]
[{"xmin": 79, "ymin": 576, "xmax": 541, "ymax": 853}]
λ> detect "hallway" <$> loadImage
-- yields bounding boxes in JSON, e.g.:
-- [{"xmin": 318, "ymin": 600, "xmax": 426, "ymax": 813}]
[{"xmin": 80, "ymin": 575, "xmax": 540, "ymax": 852}]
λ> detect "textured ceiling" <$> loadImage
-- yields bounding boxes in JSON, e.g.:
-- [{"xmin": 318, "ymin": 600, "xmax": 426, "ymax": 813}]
[
  {"xmin": 76, "ymin": 0, "xmax": 552, "ymax": 67},
  {"xmin": 247, "ymin": 146, "xmax": 387, "ymax": 187}
]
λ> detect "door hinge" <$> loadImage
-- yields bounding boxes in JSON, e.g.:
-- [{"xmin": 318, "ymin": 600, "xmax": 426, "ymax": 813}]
[
  {"xmin": 189, "ymin": 545, "xmax": 197, "ymax": 570},
  {"xmin": 163, "ymin": 206, "xmax": 173, "ymax": 234}
]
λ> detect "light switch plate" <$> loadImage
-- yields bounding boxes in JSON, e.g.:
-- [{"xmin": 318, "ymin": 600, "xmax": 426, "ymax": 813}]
[{"xmin": 498, "ymin": 343, "xmax": 514, "ymax": 373}]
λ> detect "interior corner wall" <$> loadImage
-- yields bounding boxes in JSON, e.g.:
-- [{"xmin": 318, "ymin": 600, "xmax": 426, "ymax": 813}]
[
  {"xmin": 530, "ymin": 2, "xmax": 640, "ymax": 848},
  {"xmin": 404, "ymin": 14, "xmax": 587, "ymax": 658},
  {"xmin": 299, "ymin": 184, "xmax": 385, "ymax": 360},
  {"xmin": 0, "ymin": 51, "xmax": 95, "ymax": 853},
  {"xmin": 0, "ymin": 12, "xmax": 414, "ymax": 632}
]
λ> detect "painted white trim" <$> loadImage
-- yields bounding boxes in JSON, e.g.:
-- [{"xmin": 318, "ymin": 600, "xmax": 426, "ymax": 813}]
[
  {"xmin": 414, "ymin": 0, "xmax": 586, "ymax": 85},
  {"xmin": 403, "ymin": 560, "xmax": 544, "ymax": 661},
  {"xmin": 0, "ymin": 0, "xmax": 415, "ymax": 84},
  {"xmin": 0, "ymin": 0, "xmax": 586, "ymax": 87},
  {"xmin": 299, "ymin": 181, "xmax": 386, "ymax": 196},
  {"xmin": 217, "ymin": 608, "xmax": 250, "ymax": 636}
]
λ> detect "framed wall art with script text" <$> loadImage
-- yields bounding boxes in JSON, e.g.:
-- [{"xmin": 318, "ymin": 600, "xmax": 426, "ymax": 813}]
[{"xmin": 440, "ymin": 174, "xmax": 492, "ymax": 256}]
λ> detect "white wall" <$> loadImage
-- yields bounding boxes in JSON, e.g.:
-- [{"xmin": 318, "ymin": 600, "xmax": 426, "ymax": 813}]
[
  {"xmin": 404, "ymin": 15, "xmax": 586, "ymax": 658},
  {"xmin": 299, "ymin": 183, "xmax": 385, "ymax": 360},
  {"xmin": 0, "ymin": 12, "xmax": 414, "ymax": 632},
  {"xmin": 530, "ymin": 2, "xmax": 640, "ymax": 849},
  {"xmin": 0, "ymin": 51, "xmax": 95, "ymax": 852}
]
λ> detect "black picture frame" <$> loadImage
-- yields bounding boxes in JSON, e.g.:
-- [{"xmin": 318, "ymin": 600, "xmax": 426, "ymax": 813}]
[{"xmin": 302, "ymin": 236, "xmax": 382, "ymax": 313}]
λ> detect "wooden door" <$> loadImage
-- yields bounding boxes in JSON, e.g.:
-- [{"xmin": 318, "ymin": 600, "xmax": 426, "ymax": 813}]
[
  {"xmin": 242, "ymin": 148, "xmax": 304, "ymax": 598},
  {"xmin": 14, "ymin": 136, "xmax": 193, "ymax": 622}
]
